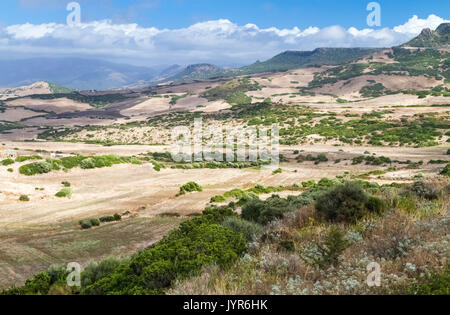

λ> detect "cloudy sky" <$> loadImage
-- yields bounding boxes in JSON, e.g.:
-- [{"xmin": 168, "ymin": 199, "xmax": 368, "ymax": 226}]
[{"xmin": 0, "ymin": 0, "xmax": 448, "ymax": 67}]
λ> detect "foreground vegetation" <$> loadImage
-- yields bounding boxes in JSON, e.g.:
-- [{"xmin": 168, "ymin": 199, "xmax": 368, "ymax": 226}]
[
  {"xmin": 3, "ymin": 175, "xmax": 449, "ymax": 295},
  {"xmin": 18, "ymin": 154, "xmax": 142, "ymax": 176}
]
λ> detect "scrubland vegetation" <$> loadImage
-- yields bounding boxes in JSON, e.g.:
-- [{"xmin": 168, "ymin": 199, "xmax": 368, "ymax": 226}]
[
  {"xmin": 18, "ymin": 154, "xmax": 142, "ymax": 176},
  {"xmin": 3, "ymin": 175, "xmax": 448, "ymax": 295}
]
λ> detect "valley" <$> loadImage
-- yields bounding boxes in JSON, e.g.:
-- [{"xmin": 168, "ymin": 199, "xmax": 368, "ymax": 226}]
[{"xmin": 0, "ymin": 23, "xmax": 449, "ymax": 295}]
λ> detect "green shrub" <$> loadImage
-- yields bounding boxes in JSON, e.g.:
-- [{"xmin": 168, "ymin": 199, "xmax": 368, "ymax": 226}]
[
  {"xmin": 242, "ymin": 195, "xmax": 311, "ymax": 225},
  {"xmin": 81, "ymin": 258, "xmax": 126, "ymax": 288},
  {"xmin": 99, "ymin": 216, "xmax": 115, "ymax": 223},
  {"xmin": 55, "ymin": 188, "xmax": 72, "ymax": 198},
  {"xmin": 365, "ymin": 196, "xmax": 387, "ymax": 214},
  {"xmin": 302, "ymin": 180, "xmax": 316, "ymax": 188},
  {"xmin": 19, "ymin": 195, "xmax": 30, "ymax": 202},
  {"xmin": 272, "ymin": 168, "xmax": 282, "ymax": 175},
  {"xmin": 61, "ymin": 181, "xmax": 71, "ymax": 187},
  {"xmin": 80, "ymin": 220, "xmax": 92, "ymax": 229},
  {"xmin": 409, "ymin": 265, "xmax": 450, "ymax": 295},
  {"xmin": 179, "ymin": 182, "xmax": 203, "ymax": 195},
  {"xmin": 89, "ymin": 218, "xmax": 100, "ymax": 227},
  {"xmin": 99, "ymin": 213, "xmax": 121, "ymax": 222},
  {"xmin": 315, "ymin": 181, "xmax": 369, "ymax": 223},
  {"xmin": 1, "ymin": 158, "xmax": 14, "ymax": 166},
  {"xmin": 19, "ymin": 161, "xmax": 52, "ymax": 176},
  {"xmin": 446, "ymin": 149, "xmax": 450, "ymax": 155},
  {"xmin": 81, "ymin": 210, "xmax": 246, "ymax": 295},
  {"xmin": 221, "ymin": 216, "xmax": 262, "ymax": 241},
  {"xmin": 15, "ymin": 155, "xmax": 42, "ymax": 162},
  {"xmin": 210, "ymin": 195, "xmax": 226, "ymax": 203},
  {"xmin": 410, "ymin": 181, "xmax": 440, "ymax": 200},
  {"xmin": 301, "ymin": 227, "xmax": 349, "ymax": 269},
  {"xmin": 7, "ymin": 168, "xmax": 13, "ymax": 173},
  {"xmin": 441, "ymin": 164, "xmax": 450, "ymax": 177},
  {"xmin": 80, "ymin": 158, "xmax": 95, "ymax": 169}
]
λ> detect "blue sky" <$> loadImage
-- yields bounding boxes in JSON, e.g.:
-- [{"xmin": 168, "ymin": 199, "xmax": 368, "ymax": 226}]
[
  {"xmin": 0, "ymin": 1, "xmax": 448, "ymax": 66},
  {"xmin": 1, "ymin": 0, "xmax": 449, "ymax": 29}
]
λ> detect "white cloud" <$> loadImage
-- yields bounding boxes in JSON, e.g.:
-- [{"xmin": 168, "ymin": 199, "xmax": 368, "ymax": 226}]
[
  {"xmin": 0, "ymin": 14, "xmax": 448, "ymax": 66},
  {"xmin": 393, "ymin": 14, "xmax": 448, "ymax": 35}
]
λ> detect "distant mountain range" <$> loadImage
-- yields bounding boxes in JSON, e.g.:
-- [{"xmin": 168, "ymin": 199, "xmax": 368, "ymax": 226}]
[
  {"xmin": 1, "ymin": 23, "xmax": 449, "ymax": 91},
  {"xmin": 0, "ymin": 58, "xmax": 162, "ymax": 91}
]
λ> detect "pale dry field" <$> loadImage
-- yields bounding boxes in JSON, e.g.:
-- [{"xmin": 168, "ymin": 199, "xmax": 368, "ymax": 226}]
[
  {"xmin": 5, "ymin": 97, "xmax": 92, "ymax": 114},
  {"xmin": 0, "ymin": 81, "xmax": 52, "ymax": 101}
]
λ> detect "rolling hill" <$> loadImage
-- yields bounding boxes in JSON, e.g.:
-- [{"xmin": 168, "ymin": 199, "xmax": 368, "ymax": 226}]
[{"xmin": 0, "ymin": 58, "xmax": 160, "ymax": 91}]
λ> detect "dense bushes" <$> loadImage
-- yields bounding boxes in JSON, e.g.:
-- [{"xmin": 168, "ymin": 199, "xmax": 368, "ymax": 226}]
[
  {"xmin": 300, "ymin": 227, "xmax": 349, "ymax": 269},
  {"xmin": 15, "ymin": 155, "xmax": 42, "ymax": 162},
  {"xmin": 441, "ymin": 164, "xmax": 450, "ymax": 177},
  {"xmin": 19, "ymin": 154, "xmax": 142, "ymax": 176},
  {"xmin": 79, "ymin": 218, "xmax": 100, "ymax": 229},
  {"xmin": 19, "ymin": 195, "xmax": 30, "ymax": 202},
  {"xmin": 409, "ymin": 264, "xmax": 450, "ymax": 295},
  {"xmin": 99, "ymin": 214, "xmax": 122, "ymax": 223},
  {"xmin": 81, "ymin": 206, "xmax": 246, "ymax": 295},
  {"xmin": 80, "ymin": 213, "xmax": 122, "ymax": 229},
  {"xmin": 315, "ymin": 182, "xmax": 384, "ymax": 223},
  {"xmin": 1, "ymin": 265, "xmax": 71, "ymax": 295},
  {"xmin": 221, "ymin": 216, "xmax": 262, "ymax": 241},
  {"xmin": 1, "ymin": 158, "xmax": 14, "ymax": 166},
  {"xmin": 210, "ymin": 195, "xmax": 226, "ymax": 203},
  {"xmin": 81, "ymin": 257, "xmax": 127, "ymax": 288},
  {"xmin": 242, "ymin": 194, "xmax": 312, "ymax": 225},
  {"xmin": 55, "ymin": 188, "xmax": 72, "ymax": 198},
  {"xmin": 409, "ymin": 180, "xmax": 441, "ymax": 200},
  {"xmin": 178, "ymin": 182, "xmax": 203, "ymax": 195},
  {"xmin": 19, "ymin": 161, "xmax": 54, "ymax": 176}
]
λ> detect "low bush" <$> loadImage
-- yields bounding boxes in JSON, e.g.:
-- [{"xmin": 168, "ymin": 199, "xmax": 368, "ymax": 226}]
[
  {"xmin": 61, "ymin": 181, "xmax": 71, "ymax": 187},
  {"xmin": 409, "ymin": 264, "xmax": 450, "ymax": 295},
  {"xmin": 99, "ymin": 216, "xmax": 115, "ymax": 223},
  {"xmin": 55, "ymin": 188, "xmax": 72, "ymax": 198},
  {"xmin": 301, "ymin": 227, "xmax": 349, "ymax": 269},
  {"xmin": 89, "ymin": 218, "xmax": 100, "ymax": 227},
  {"xmin": 365, "ymin": 196, "xmax": 387, "ymax": 214},
  {"xmin": 0, "ymin": 265, "xmax": 70, "ymax": 295},
  {"xmin": 410, "ymin": 180, "xmax": 441, "ymax": 200},
  {"xmin": 80, "ymin": 220, "xmax": 92, "ymax": 229},
  {"xmin": 210, "ymin": 195, "xmax": 226, "ymax": 203},
  {"xmin": 19, "ymin": 161, "xmax": 53, "ymax": 176},
  {"xmin": 242, "ymin": 195, "xmax": 311, "ymax": 225},
  {"xmin": 272, "ymin": 168, "xmax": 283, "ymax": 175},
  {"xmin": 221, "ymin": 216, "xmax": 262, "ymax": 241},
  {"xmin": 19, "ymin": 195, "xmax": 30, "ymax": 202},
  {"xmin": 179, "ymin": 182, "xmax": 203, "ymax": 195},
  {"xmin": 81, "ymin": 206, "xmax": 246, "ymax": 295},
  {"xmin": 1, "ymin": 158, "xmax": 14, "ymax": 166},
  {"xmin": 315, "ymin": 181, "xmax": 369, "ymax": 223},
  {"xmin": 15, "ymin": 155, "xmax": 42, "ymax": 163},
  {"xmin": 80, "ymin": 158, "xmax": 95, "ymax": 169},
  {"xmin": 81, "ymin": 258, "xmax": 126, "ymax": 288},
  {"xmin": 441, "ymin": 164, "xmax": 450, "ymax": 177}
]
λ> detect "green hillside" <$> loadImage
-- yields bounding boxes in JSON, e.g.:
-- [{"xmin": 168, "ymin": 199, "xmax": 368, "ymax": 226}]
[
  {"xmin": 47, "ymin": 82, "xmax": 76, "ymax": 94},
  {"xmin": 232, "ymin": 48, "xmax": 382, "ymax": 75},
  {"xmin": 165, "ymin": 63, "xmax": 223, "ymax": 82},
  {"xmin": 402, "ymin": 23, "xmax": 450, "ymax": 48}
]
